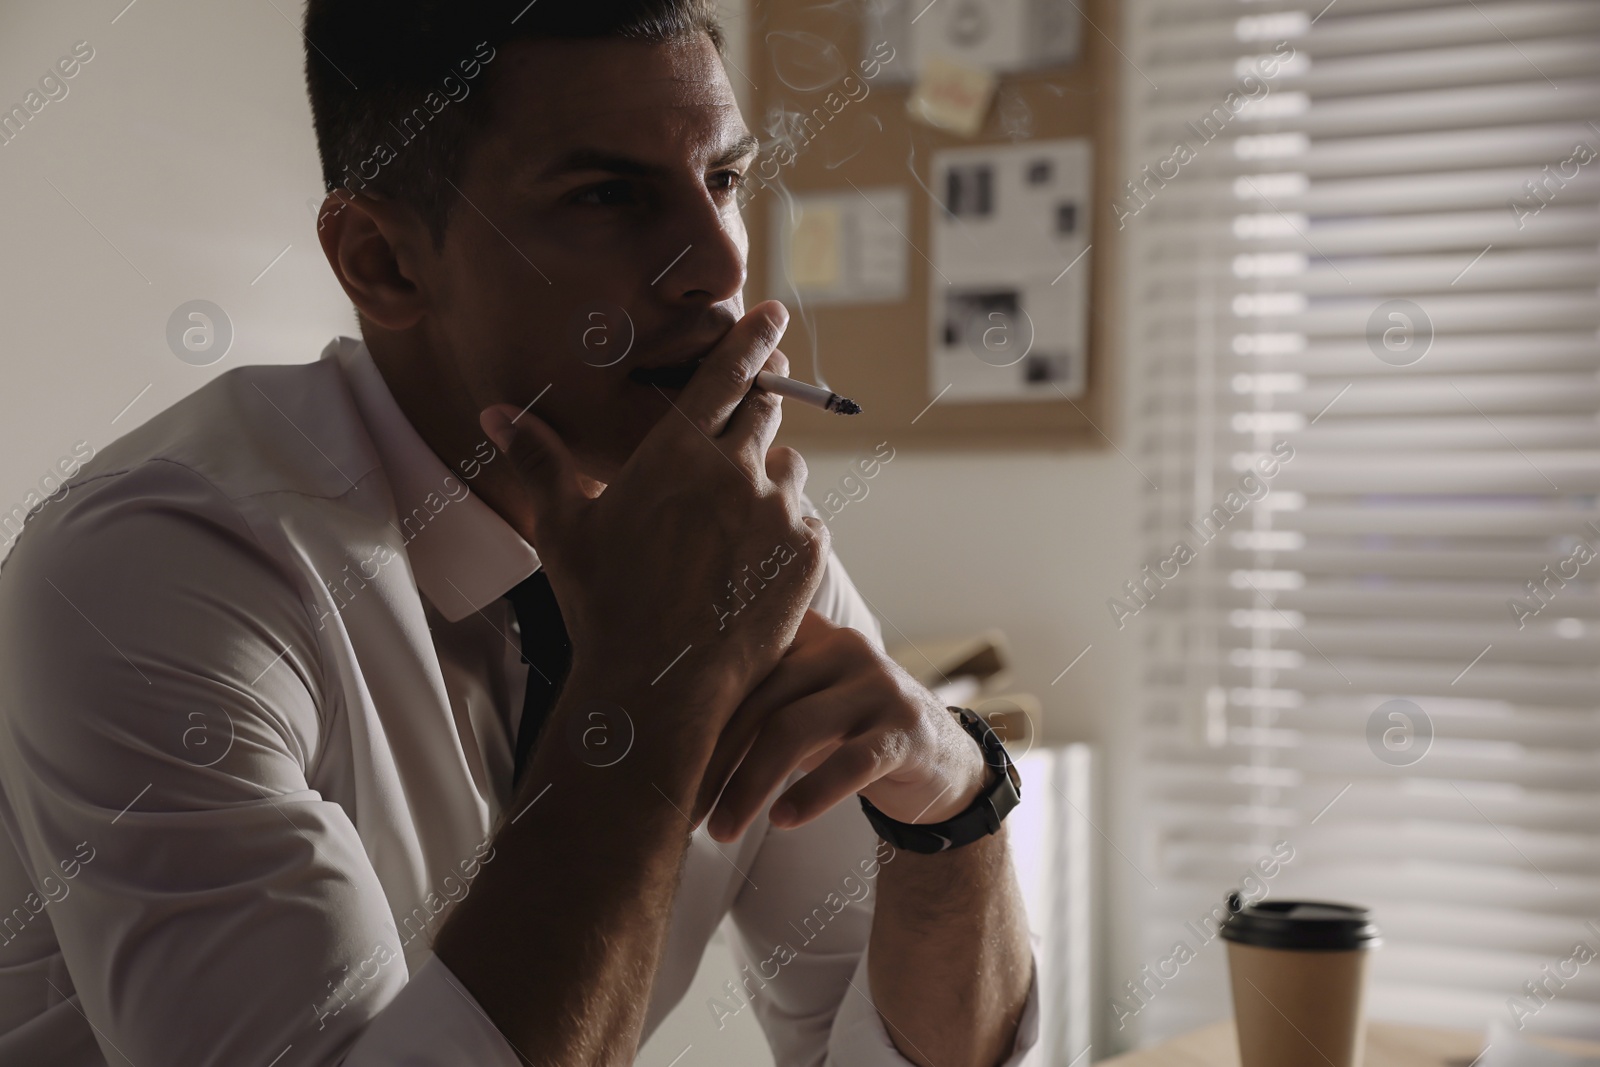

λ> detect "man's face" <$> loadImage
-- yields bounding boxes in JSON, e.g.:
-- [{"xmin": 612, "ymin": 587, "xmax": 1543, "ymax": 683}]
[{"xmin": 423, "ymin": 33, "xmax": 754, "ymax": 483}]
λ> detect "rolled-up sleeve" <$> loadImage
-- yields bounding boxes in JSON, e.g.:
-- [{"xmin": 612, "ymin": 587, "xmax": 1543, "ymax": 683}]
[
  {"xmin": 336, "ymin": 952, "xmax": 522, "ymax": 1066},
  {"xmin": 0, "ymin": 461, "xmax": 520, "ymax": 1067}
]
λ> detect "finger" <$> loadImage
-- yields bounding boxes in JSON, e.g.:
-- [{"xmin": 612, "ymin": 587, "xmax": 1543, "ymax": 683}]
[
  {"xmin": 740, "ymin": 611, "xmax": 839, "ymax": 717},
  {"xmin": 798, "ymin": 514, "xmax": 831, "ymax": 569},
  {"xmin": 693, "ymin": 620, "xmax": 833, "ymax": 821},
  {"xmin": 479, "ymin": 403, "xmax": 585, "ymax": 549},
  {"xmin": 794, "ymin": 605, "xmax": 831, "ymax": 641},
  {"xmin": 708, "ymin": 730, "xmax": 840, "ymax": 842},
  {"xmin": 724, "ymin": 347, "xmax": 790, "ymax": 467},
  {"xmin": 769, "ymin": 740, "xmax": 887, "ymax": 829},
  {"xmin": 711, "ymin": 609, "xmax": 838, "ymax": 767},
  {"xmin": 765, "ymin": 444, "xmax": 807, "ymax": 501},
  {"xmin": 760, "ymin": 521, "xmax": 834, "ymax": 657},
  {"xmin": 663, "ymin": 301, "xmax": 788, "ymax": 442},
  {"xmin": 707, "ymin": 682, "xmax": 873, "ymax": 842},
  {"xmin": 692, "ymin": 722, "xmax": 760, "ymax": 827}
]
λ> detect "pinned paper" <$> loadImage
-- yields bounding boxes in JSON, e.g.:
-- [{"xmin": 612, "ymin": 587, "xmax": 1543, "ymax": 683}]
[
  {"xmin": 927, "ymin": 138, "xmax": 1093, "ymax": 403},
  {"xmin": 787, "ymin": 204, "xmax": 843, "ymax": 290},
  {"xmin": 770, "ymin": 188, "xmax": 909, "ymax": 305},
  {"xmin": 906, "ymin": 54, "xmax": 997, "ymax": 137}
]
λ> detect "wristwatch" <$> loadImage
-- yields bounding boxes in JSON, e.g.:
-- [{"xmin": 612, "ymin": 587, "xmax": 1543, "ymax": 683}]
[{"xmin": 858, "ymin": 707, "xmax": 1022, "ymax": 854}]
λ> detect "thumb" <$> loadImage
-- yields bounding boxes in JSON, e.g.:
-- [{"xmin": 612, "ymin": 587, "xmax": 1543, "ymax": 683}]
[{"xmin": 479, "ymin": 403, "xmax": 583, "ymax": 548}]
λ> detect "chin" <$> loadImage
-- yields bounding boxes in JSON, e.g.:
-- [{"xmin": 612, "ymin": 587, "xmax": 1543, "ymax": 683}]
[{"xmin": 564, "ymin": 393, "xmax": 674, "ymax": 485}]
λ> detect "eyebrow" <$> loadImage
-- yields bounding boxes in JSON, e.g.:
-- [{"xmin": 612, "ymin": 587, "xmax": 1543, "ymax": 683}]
[{"xmin": 535, "ymin": 133, "xmax": 761, "ymax": 182}]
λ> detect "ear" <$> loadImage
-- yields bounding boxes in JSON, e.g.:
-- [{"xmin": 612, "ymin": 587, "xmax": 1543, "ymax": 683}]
[{"xmin": 314, "ymin": 190, "xmax": 431, "ymax": 332}]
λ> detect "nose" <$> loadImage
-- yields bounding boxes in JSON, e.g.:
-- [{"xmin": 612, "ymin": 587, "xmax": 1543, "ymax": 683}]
[{"xmin": 654, "ymin": 191, "xmax": 746, "ymax": 305}]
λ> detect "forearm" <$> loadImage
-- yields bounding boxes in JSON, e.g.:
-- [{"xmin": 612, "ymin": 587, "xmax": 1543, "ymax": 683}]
[
  {"xmin": 432, "ymin": 673, "xmax": 719, "ymax": 1064},
  {"xmin": 868, "ymin": 825, "xmax": 1034, "ymax": 1067}
]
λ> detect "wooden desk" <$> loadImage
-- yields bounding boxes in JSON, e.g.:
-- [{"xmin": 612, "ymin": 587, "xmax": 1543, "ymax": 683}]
[{"xmin": 1103, "ymin": 1020, "xmax": 1600, "ymax": 1066}]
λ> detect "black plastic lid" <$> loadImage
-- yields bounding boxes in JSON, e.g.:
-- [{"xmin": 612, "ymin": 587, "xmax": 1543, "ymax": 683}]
[{"xmin": 1219, "ymin": 893, "xmax": 1382, "ymax": 951}]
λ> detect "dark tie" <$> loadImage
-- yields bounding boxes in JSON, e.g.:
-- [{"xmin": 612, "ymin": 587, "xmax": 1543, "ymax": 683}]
[{"xmin": 502, "ymin": 569, "xmax": 571, "ymax": 788}]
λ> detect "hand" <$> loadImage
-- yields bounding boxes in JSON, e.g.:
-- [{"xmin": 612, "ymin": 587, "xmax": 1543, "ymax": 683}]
[
  {"xmin": 702, "ymin": 610, "xmax": 990, "ymax": 843},
  {"xmin": 478, "ymin": 300, "xmax": 829, "ymax": 745}
]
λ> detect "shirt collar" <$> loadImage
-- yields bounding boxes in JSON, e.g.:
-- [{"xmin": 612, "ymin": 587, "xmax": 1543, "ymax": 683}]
[{"xmin": 322, "ymin": 336, "xmax": 540, "ymax": 622}]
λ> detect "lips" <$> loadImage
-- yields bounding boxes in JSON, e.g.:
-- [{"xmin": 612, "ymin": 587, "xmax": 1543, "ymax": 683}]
[{"xmin": 624, "ymin": 320, "xmax": 734, "ymax": 389}]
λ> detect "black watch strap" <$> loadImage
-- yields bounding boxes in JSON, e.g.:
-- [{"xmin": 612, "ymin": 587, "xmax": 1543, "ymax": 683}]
[{"xmin": 858, "ymin": 707, "xmax": 1022, "ymax": 854}]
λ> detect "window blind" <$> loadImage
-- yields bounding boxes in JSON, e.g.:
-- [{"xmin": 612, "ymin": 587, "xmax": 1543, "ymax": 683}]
[{"xmin": 1121, "ymin": 0, "xmax": 1600, "ymax": 1046}]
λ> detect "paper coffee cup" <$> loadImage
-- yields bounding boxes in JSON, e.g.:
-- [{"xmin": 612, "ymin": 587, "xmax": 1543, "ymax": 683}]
[{"xmin": 1220, "ymin": 894, "xmax": 1381, "ymax": 1067}]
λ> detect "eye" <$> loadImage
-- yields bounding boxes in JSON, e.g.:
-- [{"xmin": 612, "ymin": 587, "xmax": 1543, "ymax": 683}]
[
  {"xmin": 709, "ymin": 169, "xmax": 747, "ymax": 195},
  {"xmin": 573, "ymin": 180, "xmax": 636, "ymax": 207}
]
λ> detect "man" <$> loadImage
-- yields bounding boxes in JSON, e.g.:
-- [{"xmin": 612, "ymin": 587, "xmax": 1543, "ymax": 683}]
[{"xmin": 0, "ymin": 1, "xmax": 1038, "ymax": 1063}]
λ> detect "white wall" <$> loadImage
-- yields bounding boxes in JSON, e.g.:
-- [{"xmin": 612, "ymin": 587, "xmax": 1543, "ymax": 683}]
[
  {"xmin": 0, "ymin": 1, "xmax": 355, "ymax": 554},
  {"xmin": 800, "ymin": 449, "xmax": 1137, "ymax": 749}
]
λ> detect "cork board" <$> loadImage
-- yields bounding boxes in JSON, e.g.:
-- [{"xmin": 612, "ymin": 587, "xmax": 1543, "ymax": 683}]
[{"xmin": 742, "ymin": 0, "xmax": 1122, "ymax": 453}]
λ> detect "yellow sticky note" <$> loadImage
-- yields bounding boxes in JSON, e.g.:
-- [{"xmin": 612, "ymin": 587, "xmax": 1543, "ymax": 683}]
[
  {"xmin": 907, "ymin": 54, "xmax": 998, "ymax": 138},
  {"xmin": 788, "ymin": 204, "xmax": 842, "ymax": 290}
]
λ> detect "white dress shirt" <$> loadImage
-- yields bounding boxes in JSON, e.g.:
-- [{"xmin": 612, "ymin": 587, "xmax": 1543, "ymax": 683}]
[{"xmin": 0, "ymin": 336, "xmax": 1041, "ymax": 1067}]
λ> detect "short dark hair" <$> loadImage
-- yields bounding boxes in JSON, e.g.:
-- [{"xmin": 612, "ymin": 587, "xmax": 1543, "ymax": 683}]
[{"xmin": 304, "ymin": 0, "xmax": 724, "ymax": 244}]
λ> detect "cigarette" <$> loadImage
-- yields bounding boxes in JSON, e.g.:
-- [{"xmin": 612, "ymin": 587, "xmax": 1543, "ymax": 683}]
[{"xmin": 754, "ymin": 371, "xmax": 862, "ymax": 415}]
